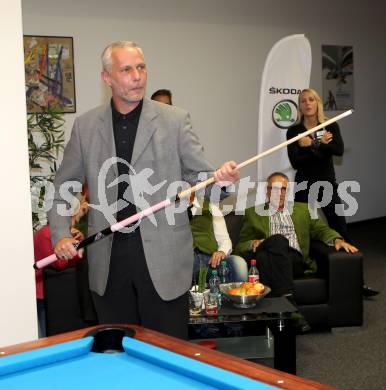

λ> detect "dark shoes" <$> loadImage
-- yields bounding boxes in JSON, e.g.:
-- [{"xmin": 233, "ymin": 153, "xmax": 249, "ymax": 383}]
[
  {"xmin": 285, "ymin": 294, "xmax": 311, "ymax": 334},
  {"xmin": 291, "ymin": 312, "xmax": 311, "ymax": 334},
  {"xmin": 363, "ymin": 285, "xmax": 379, "ymax": 298}
]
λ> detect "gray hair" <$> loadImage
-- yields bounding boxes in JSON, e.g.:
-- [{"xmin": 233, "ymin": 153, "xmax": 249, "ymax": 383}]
[{"xmin": 101, "ymin": 41, "xmax": 144, "ymax": 72}]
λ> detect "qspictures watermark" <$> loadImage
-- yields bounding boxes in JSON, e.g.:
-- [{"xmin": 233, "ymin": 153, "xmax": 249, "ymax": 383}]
[{"xmin": 32, "ymin": 158, "xmax": 360, "ymax": 229}]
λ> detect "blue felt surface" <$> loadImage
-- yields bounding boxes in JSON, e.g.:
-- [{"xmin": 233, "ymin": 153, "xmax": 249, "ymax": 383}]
[
  {"xmin": 0, "ymin": 337, "xmax": 93, "ymax": 376},
  {"xmin": 122, "ymin": 337, "xmax": 276, "ymax": 390},
  {"xmin": 0, "ymin": 336, "xmax": 277, "ymax": 390}
]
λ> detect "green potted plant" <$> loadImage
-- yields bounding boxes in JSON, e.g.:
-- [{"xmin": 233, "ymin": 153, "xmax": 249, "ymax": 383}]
[
  {"xmin": 28, "ymin": 108, "xmax": 65, "ymax": 230},
  {"xmin": 197, "ymin": 265, "xmax": 208, "ymax": 293},
  {"xmin": 189, "ymin": 264, "xmax": 210, "ymax": 315}
]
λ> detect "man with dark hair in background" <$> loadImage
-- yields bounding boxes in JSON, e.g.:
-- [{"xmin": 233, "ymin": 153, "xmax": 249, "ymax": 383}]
[{"xmin": 151, "ymin": 89, "xmax": 172, "ymax": 105}]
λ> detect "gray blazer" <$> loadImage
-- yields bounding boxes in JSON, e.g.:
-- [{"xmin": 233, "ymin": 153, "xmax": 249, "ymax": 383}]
[{"xmin": 48, "ymin": 98, "xmax": 215, "ymax": 300}]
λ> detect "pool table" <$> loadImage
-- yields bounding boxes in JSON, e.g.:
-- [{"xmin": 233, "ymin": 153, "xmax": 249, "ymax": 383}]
[{"xmin": 0, "ymin": 325, "xmax": 334, "ymax": 390}]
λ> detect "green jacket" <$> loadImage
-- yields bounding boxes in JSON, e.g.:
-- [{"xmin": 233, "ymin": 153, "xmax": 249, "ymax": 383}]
[
  {"xmin": 234, "ymin": 202, "xmax": 341, "ymax": 273},
  {"xmin": 190, "ymin": 201, "xmax": 218, "ymax": 254}
]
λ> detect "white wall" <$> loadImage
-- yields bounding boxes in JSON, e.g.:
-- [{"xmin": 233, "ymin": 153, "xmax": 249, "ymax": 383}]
[
  {"xmin": 0, "ymin": 0, "xmax": 38, "ymax": 346},
  {"xmin": 22, "ymin": 0, "xmax": 386, "ymax": 222}
]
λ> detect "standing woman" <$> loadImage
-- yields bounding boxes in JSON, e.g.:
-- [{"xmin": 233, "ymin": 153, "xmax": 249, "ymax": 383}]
[{"xmin": 286, "ymin": 88, "xmax": 350, "ymax": 242}]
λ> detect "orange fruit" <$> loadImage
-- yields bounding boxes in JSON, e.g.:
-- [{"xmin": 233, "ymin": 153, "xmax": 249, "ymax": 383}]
[
  {"xmin": 239, "ymin": 287, "xmax": 248, "ymax": 295},
  {"xmin": 253, "ymin": 283, "xmax": 265, "ymax": 294},
  {"xmin": 228, "ymin": 288, "xmax": 240, "ymax": 295}
]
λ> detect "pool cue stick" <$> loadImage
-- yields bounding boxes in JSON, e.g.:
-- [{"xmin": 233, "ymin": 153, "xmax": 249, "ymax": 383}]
[
  {"xmin": 35, "ymin": 109, "xmax": 353, "ymax": 270},
  {"xmin": 178, "ymin": 109, "xmax": 353, "ymax": 199}
]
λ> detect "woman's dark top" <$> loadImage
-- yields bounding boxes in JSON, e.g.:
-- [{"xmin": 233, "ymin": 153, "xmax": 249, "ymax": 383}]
[{"xmin": 286, "ymin": 121, "xmax": 344, "ymax": 183}]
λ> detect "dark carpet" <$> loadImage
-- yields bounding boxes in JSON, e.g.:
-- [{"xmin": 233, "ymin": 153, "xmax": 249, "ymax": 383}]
[{"xmin": 297, "ymin": 217, "xmax": 386, "ymax": 390}]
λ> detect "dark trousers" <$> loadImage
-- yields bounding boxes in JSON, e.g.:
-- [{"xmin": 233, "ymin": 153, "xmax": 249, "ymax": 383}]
[
  {"xmin": 254, "ymin": 235, "xmax": 304, "ymax": 297},
  {"xmin": 295, "ymin": 181, "xmax": 351, "ymax": 243},
  {"xmin": 92, "ymin": 231, "xmax": 188, "ymax": 340},
  {"xmin": 37, "ymin": 299, "xmax": 46, "ymax": 338},
  {"xmin": 75, "ymin": 256, "xmax": 97, "ymax": 323}
]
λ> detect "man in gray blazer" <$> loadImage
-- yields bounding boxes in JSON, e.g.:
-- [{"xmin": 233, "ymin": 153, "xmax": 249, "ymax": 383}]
[{"xmin": 48, "ymin": 41, "xmax": 239, "ymax": 339}]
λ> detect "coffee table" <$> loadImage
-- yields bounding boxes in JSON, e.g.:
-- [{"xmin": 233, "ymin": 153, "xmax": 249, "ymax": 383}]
[{"xmin": 188, "ymin": 296, "xmax": 297, "ymax": 374}]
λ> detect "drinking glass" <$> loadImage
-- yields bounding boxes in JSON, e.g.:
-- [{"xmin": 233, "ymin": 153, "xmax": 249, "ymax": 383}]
[
  {"xmin": 204, "ymin": 292, "xmax": 218, "ymax": 316},
  {"xmin": 189, "ymin": 290, "xmax": 203, "ymax": 316}
]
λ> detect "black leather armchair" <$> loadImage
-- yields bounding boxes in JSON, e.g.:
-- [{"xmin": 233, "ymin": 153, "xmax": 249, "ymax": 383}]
[{"xmin": 225, "ymin": 212, "xmax": 363, "ymax": 328}]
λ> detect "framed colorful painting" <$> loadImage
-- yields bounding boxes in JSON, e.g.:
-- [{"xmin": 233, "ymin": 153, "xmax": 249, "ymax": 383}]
[{"xmin": 24, "ymin": 35, "xmax": 76, "ymax": 113}]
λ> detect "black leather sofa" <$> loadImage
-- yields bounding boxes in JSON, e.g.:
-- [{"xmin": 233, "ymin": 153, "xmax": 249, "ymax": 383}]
[
  {"xmin": 43, "ymin": 213, "xmax": 363, "ymax": 336},
  {"xmin": 224, "ymin": 212, "xmax": 363, "ymax": 327}
]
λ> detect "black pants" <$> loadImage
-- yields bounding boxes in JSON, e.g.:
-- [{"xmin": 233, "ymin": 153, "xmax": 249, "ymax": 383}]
[
  {"xmin": 254, "ymin": 235, "xmax": 305, "ymax": 297},
  {"xmin": 75, "ymin": 256, "xmax": 97, "ymax": 323},
  {"xmin": 295, "ymin": 181, "xmax": 351, "ymax": 243},
  {"xmin": 92, "ymin": 230, "xmax": 188, "ymax": 340}
]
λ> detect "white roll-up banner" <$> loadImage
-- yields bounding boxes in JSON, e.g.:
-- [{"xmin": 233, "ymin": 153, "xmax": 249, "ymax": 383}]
[{"xmin": 257, "ymin": 34, "xmax": 312, "ymax": 199}]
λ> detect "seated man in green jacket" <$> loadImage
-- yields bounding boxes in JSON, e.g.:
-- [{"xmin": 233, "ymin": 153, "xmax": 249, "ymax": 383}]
[
  {"xmin": 190, "ymin": 193, "xmax": 248, "ymax": 283},
  {"xmin": 235, "ymin": 171, "xmax": 358, "ymax": 298}
]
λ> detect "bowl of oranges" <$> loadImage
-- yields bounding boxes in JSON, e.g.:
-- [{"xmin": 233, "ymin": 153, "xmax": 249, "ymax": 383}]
[{"xmin": 220, "ymin": 282, "xmax": 270, "ymax": 308}]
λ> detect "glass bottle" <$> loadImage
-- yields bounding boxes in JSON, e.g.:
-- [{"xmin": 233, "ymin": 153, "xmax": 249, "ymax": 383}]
[
  {"xmin": 248, "ymin": 259, "xmax": 259, "ymax": 283},
  {"xmin": 218, "ymin": 260, "xmax": 229, "ymax": 284}
]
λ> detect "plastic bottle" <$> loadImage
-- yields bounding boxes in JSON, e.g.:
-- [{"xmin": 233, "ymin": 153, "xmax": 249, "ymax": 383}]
[
  {"xmin": 209, "ymin": 269, "xmax": 221, "ymax": 307},
  {"xmin": 218, "ymin": 260, "xmax": 229, "ymax": 284},
  {"xmin": 209, "ymin": 270, "xmax": 220, "ymax": 294},
  {"xmin": 248, "ymin": 259, "xmax": 259, "ymax": 283}
]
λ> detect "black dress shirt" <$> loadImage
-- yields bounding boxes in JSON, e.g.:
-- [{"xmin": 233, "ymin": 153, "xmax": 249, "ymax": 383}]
[{"xmin": 111, "ymin": 100, "xmax": 143, "ymax": 222}]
